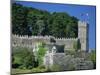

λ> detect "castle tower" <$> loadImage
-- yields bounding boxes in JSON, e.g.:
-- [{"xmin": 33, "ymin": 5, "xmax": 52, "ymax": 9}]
[{"xmin": 78, "ymin": 21, "xmax": 89, "ymax": 52}]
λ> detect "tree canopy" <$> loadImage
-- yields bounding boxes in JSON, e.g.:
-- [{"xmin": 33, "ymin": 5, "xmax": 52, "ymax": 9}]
[{"xmin": 12, "ymin": 3, "xmax": 78, "ymax": 38}]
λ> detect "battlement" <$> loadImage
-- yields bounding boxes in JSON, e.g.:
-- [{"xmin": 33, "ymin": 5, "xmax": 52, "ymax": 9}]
[
  {"xmin": 55, "ymin": 37, "xmax": 78, "ymax": 40},
  {"xmin": 78, "ymin": 21, "xmax": 87, "ymax": 26},
  {"xmin": 12, "ymin": 34, "xmax": 53, "ymax": 39},
  {"xmin": 12, "ymin": 34, "xmax": 78, "ymax": 41},
  {"xmin": 12, "ymin": 34, "xmax": 78, "ymax": 50}
]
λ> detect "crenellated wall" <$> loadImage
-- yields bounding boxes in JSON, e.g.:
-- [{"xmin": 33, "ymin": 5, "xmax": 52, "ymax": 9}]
[
  {"xmin": 12, "ymin": 34, "xmax": 51, "ymax": 48},
  {"xmin": 12, "ymin": 34, "xmax": 78, "ymax": 50}
]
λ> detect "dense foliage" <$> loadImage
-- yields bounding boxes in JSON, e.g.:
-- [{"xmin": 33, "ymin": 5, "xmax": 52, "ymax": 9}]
[
  {"xmin": 12, "ymin": 42, "xmax": 47, "ymax": 69},
  {"xmin": 36, "ymin": 43, "xmax": 47, "ymax": 66},
  {"xmin": 12, "ymin": 47, "xmax": 35, "ymax": 69},
  {"xmin": 12, "ymin": 3, "xmax": 78, "ymax": 38}
]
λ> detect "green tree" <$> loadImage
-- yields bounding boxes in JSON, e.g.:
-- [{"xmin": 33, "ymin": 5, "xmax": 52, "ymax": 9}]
[
  {"xmin": 12, "ymin": 3, "xmax": 78, "ymax": 38},
  {"xmin": 27, "ymin": 11, "xmax": 38, "ymax": 35},
  {"xmin": 12, "ymin": 3, "xmax": 30, "ymax": 35}
]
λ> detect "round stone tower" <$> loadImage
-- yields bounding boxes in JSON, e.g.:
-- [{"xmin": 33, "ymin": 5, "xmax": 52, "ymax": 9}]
[{"xmin": 78, "ymin": 21, "xmax": 89, "ymax": 52}]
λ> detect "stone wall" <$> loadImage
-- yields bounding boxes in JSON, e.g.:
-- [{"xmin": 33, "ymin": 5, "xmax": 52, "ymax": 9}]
[
  {"xmin": 55, "ymin": 38, "xmax": 78, "ymax": 50},
  {"xmin": 44, "ymin": 53, "xmax": 93, "ymax": 71},
  {"xmin": 12, "ymin": 34, "xmax": 78, "ymax": 51}
]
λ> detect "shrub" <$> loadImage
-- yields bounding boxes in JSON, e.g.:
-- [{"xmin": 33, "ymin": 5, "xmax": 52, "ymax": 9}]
[
  {"xmin": 12, "ymin": 47, "xmax": 35, "ymax": 69},
  {"xmin": 88, "ymin": 50, "xmax": 96, "ymax": 69},
  {"xmin": 49, "ymin": 65, "xmax": 61, "ymax": 72},
  {"xmin": 38, "ymin": 65, "xmax": 45, "ymax": 69},
  {"xmin": 32, "ymin": 67, "xmax": 47, "ymax": 73},
  {"xmin": 65, "ymin": 50, "xmax": 76, "ymax": 56},
  {"xmin": 36, "ymin": 42, "xmax": 47, "ymax": 66}
]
